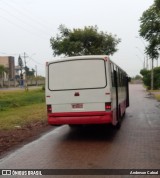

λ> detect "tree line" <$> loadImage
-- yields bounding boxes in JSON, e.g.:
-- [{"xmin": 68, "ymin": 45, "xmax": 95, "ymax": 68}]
[
  {"xmin": 139, "ymin": 0, "xmax": 160, "ymax": 89},
  {"xmin": 140, "ymin": 67, "xmax": 160, "ymax": 89}
]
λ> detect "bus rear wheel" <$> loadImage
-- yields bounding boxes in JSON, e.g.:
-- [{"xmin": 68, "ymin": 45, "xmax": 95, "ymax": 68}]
[
  {"xmin": 115, "ymin": 121, "xmax": 121, "ymax": 129},
  {"xmin": 69, "ymin": 124, "xmax": 82, "ymax": 128},
  {"xmin": 115, "ymin": 107, "xmax": 122, "ymax": 129}
]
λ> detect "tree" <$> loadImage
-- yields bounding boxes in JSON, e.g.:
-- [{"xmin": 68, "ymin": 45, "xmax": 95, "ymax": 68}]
[
  {"xmin": 134, "ymin": 75, "xmax": 142, "ymax": 80},
  {"xmin": 0, "ymin": 65, "xmax": 6, "ymax": 87},
  {"xmin": 140, "ymin": 67, "xmax": 160, "ymax": 89},
  {"xmin": 0, "ymin": 65, "xmax": 5, "ymax": 79},
  {"xmin": 24, "ymin": 66, "xmax": 35, "ymax": 77},
  {"xmin": 50, "ymin": 25, "xmax": 121, "ymax": 56},
  {"xmin": 139, "ymin": 0, "xmax": 160, "ymax": 59},
  {"xmin": 18, "ymin": 55, "xmax": 23, "ymax": 75},
  {"xmin": 139, "ymin": 0, "xmax": 160, "ymax": 89},
  {"xmin": 0, "ymin": 65, "xmax": 8, "ymax": 78}
]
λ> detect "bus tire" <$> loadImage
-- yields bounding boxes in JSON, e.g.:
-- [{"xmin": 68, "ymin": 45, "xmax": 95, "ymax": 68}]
[
  {"xmin": 115, "ymin": 107, "xmax": 122, "ymax": 129},
  {"xmin": 51, "ymin": 124, "xmax": 61, "ymax": 126},
  {"xmin": 115, "ymin": 121, "xmax": 121, "ymax": 129},
  {"xmin": 69, "ymin": 124, "xmax": 82, "ymax": 128},
  {"xmin": 122, "ymin": 111, "xmax": 126, "ymax": 118}
]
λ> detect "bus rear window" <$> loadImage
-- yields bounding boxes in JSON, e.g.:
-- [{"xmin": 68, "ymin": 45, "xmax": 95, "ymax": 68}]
[{"xmin": 48, "ymin": 59, "xmax": 107, "ymax": 91}]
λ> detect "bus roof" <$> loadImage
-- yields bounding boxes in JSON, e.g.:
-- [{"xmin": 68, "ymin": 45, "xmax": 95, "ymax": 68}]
[
  {"xmin": 47, "ymin": 55, "xmax": 128, "ymax": 75},
  {"xmin": 47, "ymin": 55, "xmax": 109, "ymax": 63}
]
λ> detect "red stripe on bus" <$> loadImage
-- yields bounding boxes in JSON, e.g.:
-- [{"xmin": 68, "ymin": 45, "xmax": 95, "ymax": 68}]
[{"xmin": 48, "ymin": 111, "xmax": 112, "ymax": 125}]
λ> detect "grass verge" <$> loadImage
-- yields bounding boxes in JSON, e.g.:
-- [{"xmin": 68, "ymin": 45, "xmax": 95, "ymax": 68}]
[
  {"xmin": 0, "ymin": 103, "xmax": 46, "ymax": 130},
  {"xmin": 149, "ymin": 90, "xmax": 160, "ymax": 101},
  {"xmin": 0, "ymin": 89, "xmax": 48, "ymax": 155},
  {"xmin": 154, "ymin": 94, "xmax": 160, "ymax": 101},
  {"xmin": 0, "ymin": 89, "xmax": 45, "ymax": 111},
  {"xmin": 0, "ymin": 89, "xmax": 47, "ymax": 130}
]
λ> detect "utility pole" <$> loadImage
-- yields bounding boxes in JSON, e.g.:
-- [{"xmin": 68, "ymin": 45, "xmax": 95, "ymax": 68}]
[
  {"xmin": 35, "ymin": 65, "xmax": 38, "ymax": 86},
  {"xmin": 23, "ymin": 52, "xmax": 28, "ymax": 91},
  {"xmin": 135, "ymin": 36, "xmax": 148, "ymax": 69},
  {"xmin": 18, "ymin": 55, "xmax": 23, "ymax": 88},
  {"xmin": 35, "ymin": 65, "xmax": 37, "ymax": 77},
  {"xmin": 146, "ymin": 55, "xmax": 149, "ymax": 69},
  {"xmin": 151, "ymin": 58, "xmax": 154, "ymax": 90},
  {"xmin": 135, "ymin": 47, "xmax": 145, "ymax": 69}
]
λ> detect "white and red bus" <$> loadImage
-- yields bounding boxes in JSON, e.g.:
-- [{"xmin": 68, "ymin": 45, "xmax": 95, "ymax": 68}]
[{"xmin": 45, "ymin": 55, "xmax": 130, "ymax": 128}]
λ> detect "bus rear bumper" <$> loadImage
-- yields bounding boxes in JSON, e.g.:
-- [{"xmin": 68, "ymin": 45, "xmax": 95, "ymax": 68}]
[{"xmin": 48, "ymin": 111, "xmax": 112, "ymax": 125}]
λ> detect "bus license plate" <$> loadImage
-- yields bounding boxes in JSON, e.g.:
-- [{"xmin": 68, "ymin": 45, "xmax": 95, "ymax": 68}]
[{"xmin": 72, "ymin": 103, "xmax": 83, "ymax": 109}]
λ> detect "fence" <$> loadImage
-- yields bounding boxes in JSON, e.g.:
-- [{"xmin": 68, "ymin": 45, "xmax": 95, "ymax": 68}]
[{"xmin": 0, "ymin": 79, "xmax": 45, "ymax": 88}]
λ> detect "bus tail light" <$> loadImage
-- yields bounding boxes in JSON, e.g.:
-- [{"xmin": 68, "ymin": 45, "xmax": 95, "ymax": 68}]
[
  {"xmin": 47, "ymin": 105, "xmax": 52, "ymax": 113},
  {"xmin": 105, "ymin": 102, "xmax": 111, "ymax": 110}
]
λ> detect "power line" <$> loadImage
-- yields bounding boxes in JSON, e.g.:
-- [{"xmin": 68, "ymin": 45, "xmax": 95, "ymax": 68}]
[
  {"xmin": 0, "ymin": 7, "xmax": 50, "ymax": 38},
  {"xmin": 1, "ymin": 0, "xmax": 50, "ymax": 27},
  {"xmin": 27, "ymin": 56, "xmax": 44, "ymax": 66},
  {"xmin": 0, "ymin": 0, "xmax": 52, "ymax": 36},
  {"xmin": 0, "ymin": 13, "xmax": 48, "ymax": 40},
  {"xmin": 0, "ymin": 52, "xmax": 19, "ymax": 56}
]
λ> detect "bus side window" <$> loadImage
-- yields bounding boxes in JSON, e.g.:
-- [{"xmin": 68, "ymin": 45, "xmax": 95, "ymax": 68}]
[
  {"xmin": 122, "ymin": 73, "xmax": 124, "ymax": 86},
  {"xmin": 118, "ymin": 69, "xmax": 121, "ymax": 87},
  {"xmin": 120, "ymin": 72, "xmax": 123, "ymax": 87},
  {"xmin": 114, "ymin": 66, "xmax": 118, "ymax": 87},
  {"xmin": 123, "ymin": 73, "xmax": 126, "ymax": 86},
  {"xmin": 110, "ymin": 63, "xmax": 115, "ymax": 87}
]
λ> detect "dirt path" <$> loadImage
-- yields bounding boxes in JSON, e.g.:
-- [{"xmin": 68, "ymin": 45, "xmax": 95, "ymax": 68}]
[{"xmin": 0, "ymin": 121, "xmax": 53, "ymax": 157}]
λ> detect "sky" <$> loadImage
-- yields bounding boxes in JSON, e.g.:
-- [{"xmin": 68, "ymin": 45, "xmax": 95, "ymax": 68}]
[{"xmin": 0, "ymin": 0, "xmax": 154, "ymax": 77}]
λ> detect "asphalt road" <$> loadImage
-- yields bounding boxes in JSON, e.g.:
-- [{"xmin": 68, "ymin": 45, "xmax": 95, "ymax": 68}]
[{"xmin": 0, "ymin": 84, "xmax": 160, "ymax": 178}]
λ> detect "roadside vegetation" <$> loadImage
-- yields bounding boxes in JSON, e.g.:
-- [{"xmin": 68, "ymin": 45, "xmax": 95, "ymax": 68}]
[
  {"xmin": 149, "ymin": 90, "xmax": 160, "ymax": 102},
  {"xmin": 139, "ymin": 0, "xmax": 160, "ymax": 90},
  {"xmin": 0, "ymin": 89, "xmax": 46, "ymax": 130},
  {"xmin": 140, "ymin": 68, "xmax": 160, "ymax": 101},
  {"xmin": 140, "ymin": 67, "xmax": 160, "ymax": 90},
  {"xmin": 155, "ymin": 94, "xmax": 160, "ymax": 101}
]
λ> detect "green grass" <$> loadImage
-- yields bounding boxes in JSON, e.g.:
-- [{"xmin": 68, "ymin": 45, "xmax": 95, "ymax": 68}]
[
  {"xmin": 149, "ymin": 89, "xmax": 160, "ymax": 93},
  {"xmin": 0, "ymin": 104, "xmax": 46, "ymax": 130},
  {"xmin": 0, "ymin": 89, "xmax": 45, "ymax": 111},
  {"xmin": 154, "ymin": 94, "xmax": 160, "ymax": 101},
  {"xmin": 149, "ymin": 89, "xmax": 160, "ymax": 101},
  {"xmin": 0, "ymin": 89, "xmax": 47, "ymax": 130}
]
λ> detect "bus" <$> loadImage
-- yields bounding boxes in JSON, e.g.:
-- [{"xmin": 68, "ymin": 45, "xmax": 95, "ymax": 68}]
[{"xmin": 45, "ymin": 55, "xmax": 130, "ymax": 128}]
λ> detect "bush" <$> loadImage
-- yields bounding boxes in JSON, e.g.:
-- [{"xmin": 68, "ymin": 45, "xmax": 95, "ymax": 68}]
[
  {"xmin": 140, "ymin": 67, "xmax": 160, "ymax": 89},
  {"xmin": 42, "ymin": 85, "xmax": 45, "ymax": 91}
]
